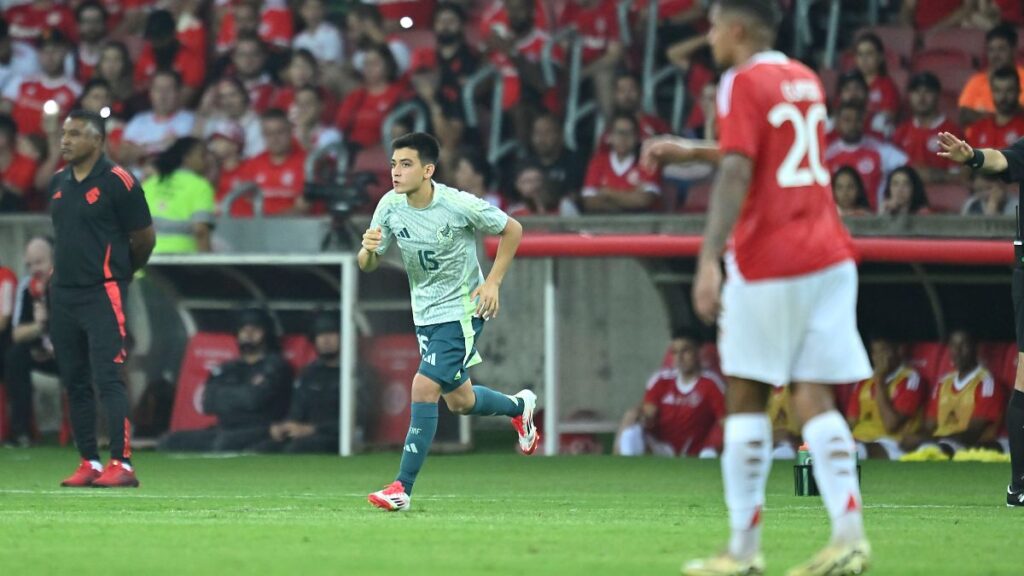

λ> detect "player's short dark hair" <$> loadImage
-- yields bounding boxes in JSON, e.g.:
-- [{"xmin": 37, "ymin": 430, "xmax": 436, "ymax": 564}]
[
  {"xmin": 715, "ymin": 0, "xmax": 781, "ymax": 30},
  {"xmin": 260, "ymin": 107, "xmax": 290, "ymax": 124},
  {"xmin": 152, "ymin": 68, "xmax": 182, "ymax": 89},
  {"xmin": 0, "ymin": 113, "xmax": 17, "ymax": 141},
  {"xmin": 435, "ymin": 1, "xmax": 467, "ymax": 23},
  {"xmin": 907, "ymin": 71, "xmax": 941, "ymax": 93},
  {"xmin": 67, "ymin": 109, "xmax": 106, "ymax": 140},
  {"xmin": 986, "ymin": 23, "xmax": 1018, "ymax": 47},
  {"xmin": 75, "ymin": 0, "xmax": 108, "ymax": 23},
  {"xmin": 392, "ymin": 132, "xmax": 440, "ymax": 166},
  {"xmin": 991, "ymin": 65, "xmax": 1021, "ymax": 86},
  {"xmin": 457, "ymin": 148, "xmax": 492, "ymax": 188},
  {"xmin": 672, "ymin": 328, "xmax": 702, "ymax": 345}
]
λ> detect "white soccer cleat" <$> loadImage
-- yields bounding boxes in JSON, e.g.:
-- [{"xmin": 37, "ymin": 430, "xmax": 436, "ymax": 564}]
[
  {"xmin": 510, "ymin": 389, "xmax": 540, "ymax": 455},
  {"xmin": 367, "ymin": 481, "xmax": 410, "ymax": 512},
  {"xmin": 683, "ymin": 552, "xmax": 766, "ymax": 575}
]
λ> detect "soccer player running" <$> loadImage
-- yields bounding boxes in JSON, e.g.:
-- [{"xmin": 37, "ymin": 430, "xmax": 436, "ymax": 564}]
[
  {"xmin": 642, "ymin": 2, "xmax": 872, "ymax": 574},
  {"xmin": 937, "ymin": 131, "xmax": 1024, "ymax": 506},
  {"xmin": 360, "ymin": 133, "xmax": 538, "ymax": 511}
]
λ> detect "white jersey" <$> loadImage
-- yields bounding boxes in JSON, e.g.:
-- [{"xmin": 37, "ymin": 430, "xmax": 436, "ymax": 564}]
[{"xmin": 370, "ymin": 181, "xmax": 509, "ymax": 326}]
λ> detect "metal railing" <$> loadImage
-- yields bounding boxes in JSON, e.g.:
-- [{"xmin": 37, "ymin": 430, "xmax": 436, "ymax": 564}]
[
  {"xmin": 543, "ymin": 27, "xmax": 575, "ymax": 88},
  {"xmin": 461, "ymin": 64, "xmax": 518, "ymax": 165},
  {"xmin": 640, "ymin": 1, "xmax": 687, "ymax": 133},
  {"xmin": 617, "ymin": 0, "xmax": 634, "ymax": 47},
  {"xmin": 220, "ymin": 181, "xmax": 263, "ymax": 217},
  {"xmin": 381, "ymin": 101, "xmax": 428, "ymax": 147}
]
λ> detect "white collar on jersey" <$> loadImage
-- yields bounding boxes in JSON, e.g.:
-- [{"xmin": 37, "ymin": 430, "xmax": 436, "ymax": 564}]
[
  {"xmin": 953, "ymin": 365, "xmax": 983, "ymax": 391},
  {"xmin": 675, "ymin": 372, "xmax": 700, "ymax": 395}
]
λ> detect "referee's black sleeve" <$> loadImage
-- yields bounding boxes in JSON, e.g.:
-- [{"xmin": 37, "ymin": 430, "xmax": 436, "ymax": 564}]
[
  {"xmin": 113, "ymin": 169, "xmax": 153, "ymax": 232},
  {"xmin": 1000, "ymin": 139, "xmax": 1024, "ymax": 183}
]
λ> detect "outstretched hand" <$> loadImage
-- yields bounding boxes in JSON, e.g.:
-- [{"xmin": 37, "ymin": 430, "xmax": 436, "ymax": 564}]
[{"xmin": 936, "ymin": 131, "xmax": 973, "ymax": 164}]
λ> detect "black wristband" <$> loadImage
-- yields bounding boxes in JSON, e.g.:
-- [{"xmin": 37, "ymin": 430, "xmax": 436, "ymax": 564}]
[{"xmin": 966, "ymin": 148, "xmax": 985, "ymax": 170}]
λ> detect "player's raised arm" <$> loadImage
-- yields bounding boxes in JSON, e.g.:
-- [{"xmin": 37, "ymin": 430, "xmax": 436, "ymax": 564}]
[
  {"xmin": 472, "ymin": 217, "xmax": 522, "ymax": 319},
  {"xmin": 640, "ymin": 135, "xmax": 722, "ymax": 170},
  {"xmin": 936, "ymin": 131, "xmax": 1010, "ymax": 173}
]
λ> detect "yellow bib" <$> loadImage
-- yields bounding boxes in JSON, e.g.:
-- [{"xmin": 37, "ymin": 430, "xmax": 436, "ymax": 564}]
[
  {"xmin": 851, "ymin": 367, "xmax": 921, "ymax": 442},
  {"xmin": 934, "ymin": 368, "xmax": 989, "ymax": 438}
]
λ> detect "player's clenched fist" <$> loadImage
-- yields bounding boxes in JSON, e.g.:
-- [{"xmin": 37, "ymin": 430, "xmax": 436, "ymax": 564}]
[{"xmin": 362, "ymin": 227, "xmax": 383, "ymax": 252}]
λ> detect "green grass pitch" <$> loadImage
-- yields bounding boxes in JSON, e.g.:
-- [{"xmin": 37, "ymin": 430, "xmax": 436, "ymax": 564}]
[{"xmin": 0, "ymin": 447, "xmax": 1017, "ymax": 575}]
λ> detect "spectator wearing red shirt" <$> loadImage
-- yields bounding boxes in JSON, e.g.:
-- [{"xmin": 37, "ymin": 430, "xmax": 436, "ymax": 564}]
[
  {"xmin": 559, "ymin": 0, "xmax": 623, "ymax": 120},
  {"xmin": 965, "ymin": 66, "xmax": 1024, "ymax": 150},
  {"xmin": 900, "ymin": 0, "xmax": 969, "ymax": 31},
  {"xmin": 825, "ymin": 102, "xmax": 908, "ymax": 210},
  {"xmin": 880, "ymin": 166, "xmax": 932, "ymax": 216},
  {"xmin": 73, "ymin": 2, "xmax": 107, "ymax": 82},
  {"xmin": 846, "ymin": 338, "xmax": 925, "ymax": 460},
  {"xmin": 0, "ymin": 30, "xmax": 80, "ymax": 138},
  {"xmin": 615, "ymin": 331, "xmax": 725, "ymax": 457},
  {"xmin": 893, "ymin": 72, "xmax": 961, "ymax": 183},
  {"xmin": 215, "ymin": 0, "xmax": 293, "ymax": 55},
  {"xmin": 582, "ymin": 112, "xmax": 660, "ymax": 213},
  {"xmin": 335, "ymin": 44, "xmax": 409, "ymax": 151},
  {"xmin": 0, "ymin": 114, "xmax": 38, "ymax": 211},
  {"xmin": 4, "ymin": 0, "xmax": 77, "ymax": 44},
  {"xmin": 235, "ymin": 109, "xmax": 308, "ymax": 216},
  {"xmin": 134, "ymin": 10, "xmax": 205, "ymax": 102},
  {"xmin": 478, "ymin": 0, "xmax": 551, "ymax": 40},
  {"xmin": 852, "ymin": 33, "xmax": 900, "ymax": 137},
  {"xmin": 598, "ymin": 74, "xmax": 671, "ymax": 151},
  {"xmin": 227, "ymin": 34, "xmax": 278, "ymax": 114},
  {"xmin": 207, "ymin": 120, "xmax": 246, "ymax": 207}
]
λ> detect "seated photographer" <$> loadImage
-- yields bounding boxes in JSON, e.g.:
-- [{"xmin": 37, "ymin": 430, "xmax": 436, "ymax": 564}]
[{"xmin": 160, "ymin": 308, "xmax": 292, "ymax": 452}]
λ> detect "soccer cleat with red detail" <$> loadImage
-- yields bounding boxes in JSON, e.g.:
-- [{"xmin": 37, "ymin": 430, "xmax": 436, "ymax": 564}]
[
  {"xmin": 368, "ymin": 481, "xmax": 410, "ymax": 511},
  {"xmin": 510, "ymin": 389, "xmax": 540, "ymax": 455},
  {"xmin": 60, "ymin": 460, "xmax": 101, "ymax": 487},
  {"xmin": 92, "ymin": 460, "xmax": 139, "ymax": 488}
]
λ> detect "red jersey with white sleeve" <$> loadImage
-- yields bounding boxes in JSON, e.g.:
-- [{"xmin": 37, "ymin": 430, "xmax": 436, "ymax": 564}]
[
  {"xmin": 716, "ymin": 51, "xmax": 855, "ymax": 281},
  {"xmin": 3, "ymin": 2, "xmax": 76, "ymax": 43},
  {"xmin": 643, "ymin": 368, "xmax": 725, "ymax": 456},
  {"xmin": 2, "ymin": 74, "xmax": 81, "ymax": 137},
  {"xmin": 892, "ymin": 115, "xmax": 959, "ymax": 171}
]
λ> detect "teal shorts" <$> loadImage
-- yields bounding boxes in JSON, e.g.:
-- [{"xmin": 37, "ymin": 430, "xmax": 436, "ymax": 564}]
[{"xmin": 415, "ymin": 317, "xmax": 485, "ymax": 393}]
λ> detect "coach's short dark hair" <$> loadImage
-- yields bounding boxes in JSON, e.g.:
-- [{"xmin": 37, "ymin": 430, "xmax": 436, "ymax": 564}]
[
  {"xmin": 987, "ymin": 23, "xmax": 1018, "ymax": 47},
  {"xmin": 392, "ymin": 132, "xmax": 440, "ymax": 166},
  {"xmin": 67, "ymin": 109, "xmax": 106, "ymax": 140},
  {"xmin": 715, "ymin": 0, "xmax": 781, "ymax": 30}
]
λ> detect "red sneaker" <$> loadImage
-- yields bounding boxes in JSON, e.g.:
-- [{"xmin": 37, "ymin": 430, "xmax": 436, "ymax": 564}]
[
  {"xmin": 92, "ymin": 460, "xmax": 139, "ymax": 488},
  {"xmin": 367, "ymin": 481, "xmax": 410, "ymax": 511},
  {"xmin": 60, "ymin": 459, "xmax": 102, "ymax": 487}
]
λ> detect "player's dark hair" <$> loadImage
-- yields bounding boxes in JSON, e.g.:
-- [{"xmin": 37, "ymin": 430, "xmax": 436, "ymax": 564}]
[
  {"xmin": 855, "ymin": 33, "xmax": 888, "ymax": 77},
  {"xmin": 672, "ymin": 328, "xmax": 702, "ymax": 345},
  {"xmin": 991, "ymin": 65, "xmax": 1021, "ymax": 87},
  {"xmin": 75, "ymin": 1, "xmax": 108, "ymax": 24},
  {"xmin": 362, "ymin": 43, "xmax": 399, "ymax": 83},
  {"xmin": 457, "ymin": 148, "xmax": 492, "ymax": 188},
  {"xmin": 610, "ymin": 111, "xmax": 640, "ymax": 132},
  {"xmin": 392, "ymin": 132, "xmax": 440, "ymax": 166},
  {"xmin": 831, "ymin": 166, "xmax": 870, "ymax": 210},
  {"xmin": 436, "ymin": 1, "xmax": 467, "ymax": 23},
  {"xmin": 155, "ymin": 136, "xmax": 202, "ymax": 181},
  {"xmin": 0, "ymin": 113, "xmax": 17, "ymax": 142},
  {"xmin": 884, "ymin": 166, "xmax": 929, "ymax": 213},
  {"xmin": 67, "ymin": 109, "xmax": 106, "ymax": 141},
  {"xmin": 987, "ymin": 22, "xmax": 1018, "ymax": 47},
  {"xmin": 715, "ymin": 0, "xmax": 781, "ymax": 31}
]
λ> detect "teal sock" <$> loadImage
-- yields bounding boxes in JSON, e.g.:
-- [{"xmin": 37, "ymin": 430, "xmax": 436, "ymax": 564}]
[
  {"xmin": 468, "ymin": 385, "xmax": 524, "ymax": 417},
  {"xmin": 396, "ymin": 402, "xmax": 438, "ymax": 495}
]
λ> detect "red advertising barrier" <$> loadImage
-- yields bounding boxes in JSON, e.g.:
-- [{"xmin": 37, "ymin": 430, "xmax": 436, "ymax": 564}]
[{"xmin": 484, "ymin": 234, "xmax": 1013, "ymax": 265}]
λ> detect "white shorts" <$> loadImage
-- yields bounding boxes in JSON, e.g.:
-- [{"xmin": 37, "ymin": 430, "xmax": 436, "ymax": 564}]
[{"xmin": 719, "ymin": 257, "xmax": 872, "ymax": 388}]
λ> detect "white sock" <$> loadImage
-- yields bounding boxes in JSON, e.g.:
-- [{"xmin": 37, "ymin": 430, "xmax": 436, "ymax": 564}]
[
  {"xmin": 88, "ymin": 460, "xmax": 103, "ymax": 472},
  {"xmin": 803, "ymin": 410, "xmax": 865, "ymax": 545},
  {"xmin": 722, "ymin": 414, "xmax": 772, "ymax": 560}
]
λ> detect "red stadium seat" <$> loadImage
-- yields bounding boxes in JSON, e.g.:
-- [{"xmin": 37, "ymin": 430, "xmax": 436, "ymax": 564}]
[
  {"xmin": 679, "ymin": 180, "xmax": 712, "ymax": 213},
  {"xmin": 281, "ymin": 335, "xmax": 317, "ymax": 373},
  {"xmin": 912, "ymin": 50, "xmax": 974, "ymax": 74},
  {"xmin": 978, "ymin": 342, "xmax": 1018, "ymax": 392},
  {"xmin": 922, "ymin": 27, "xmax": 987, "ymax": 63},
  {"xmin": 930, "ymin": 67, "xmax": 978, "ymax": 98},
  {"xmin": 854, "ymin": 25, "xmax": 917, "ymax": 64},
  {"xmin": 907, "ymin": 341, "xmax": 946, "ymax": 391},
  {"xmin": 169, "ymin": 332, "xmax": 238, "ymax": 432},
  {"xmin": 926, "ymin": 182, "xmax": 969, "ymax": 213}
]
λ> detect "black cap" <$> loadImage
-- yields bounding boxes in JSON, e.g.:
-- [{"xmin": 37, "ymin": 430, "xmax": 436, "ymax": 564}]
[
  {"xmin": 907, "ymin": 71, "xmax": 941, "ymax": 93},
  {"xmin": 38, "ymin": 29, "xmax": 68, "ymax": 48},
  {"xmin": 310, "ymin": 310, "xmax": 341, "ymax": 337},
  {"xmin": 237, "ymin": 307, "xmax": 272, "ymax": 332}
]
